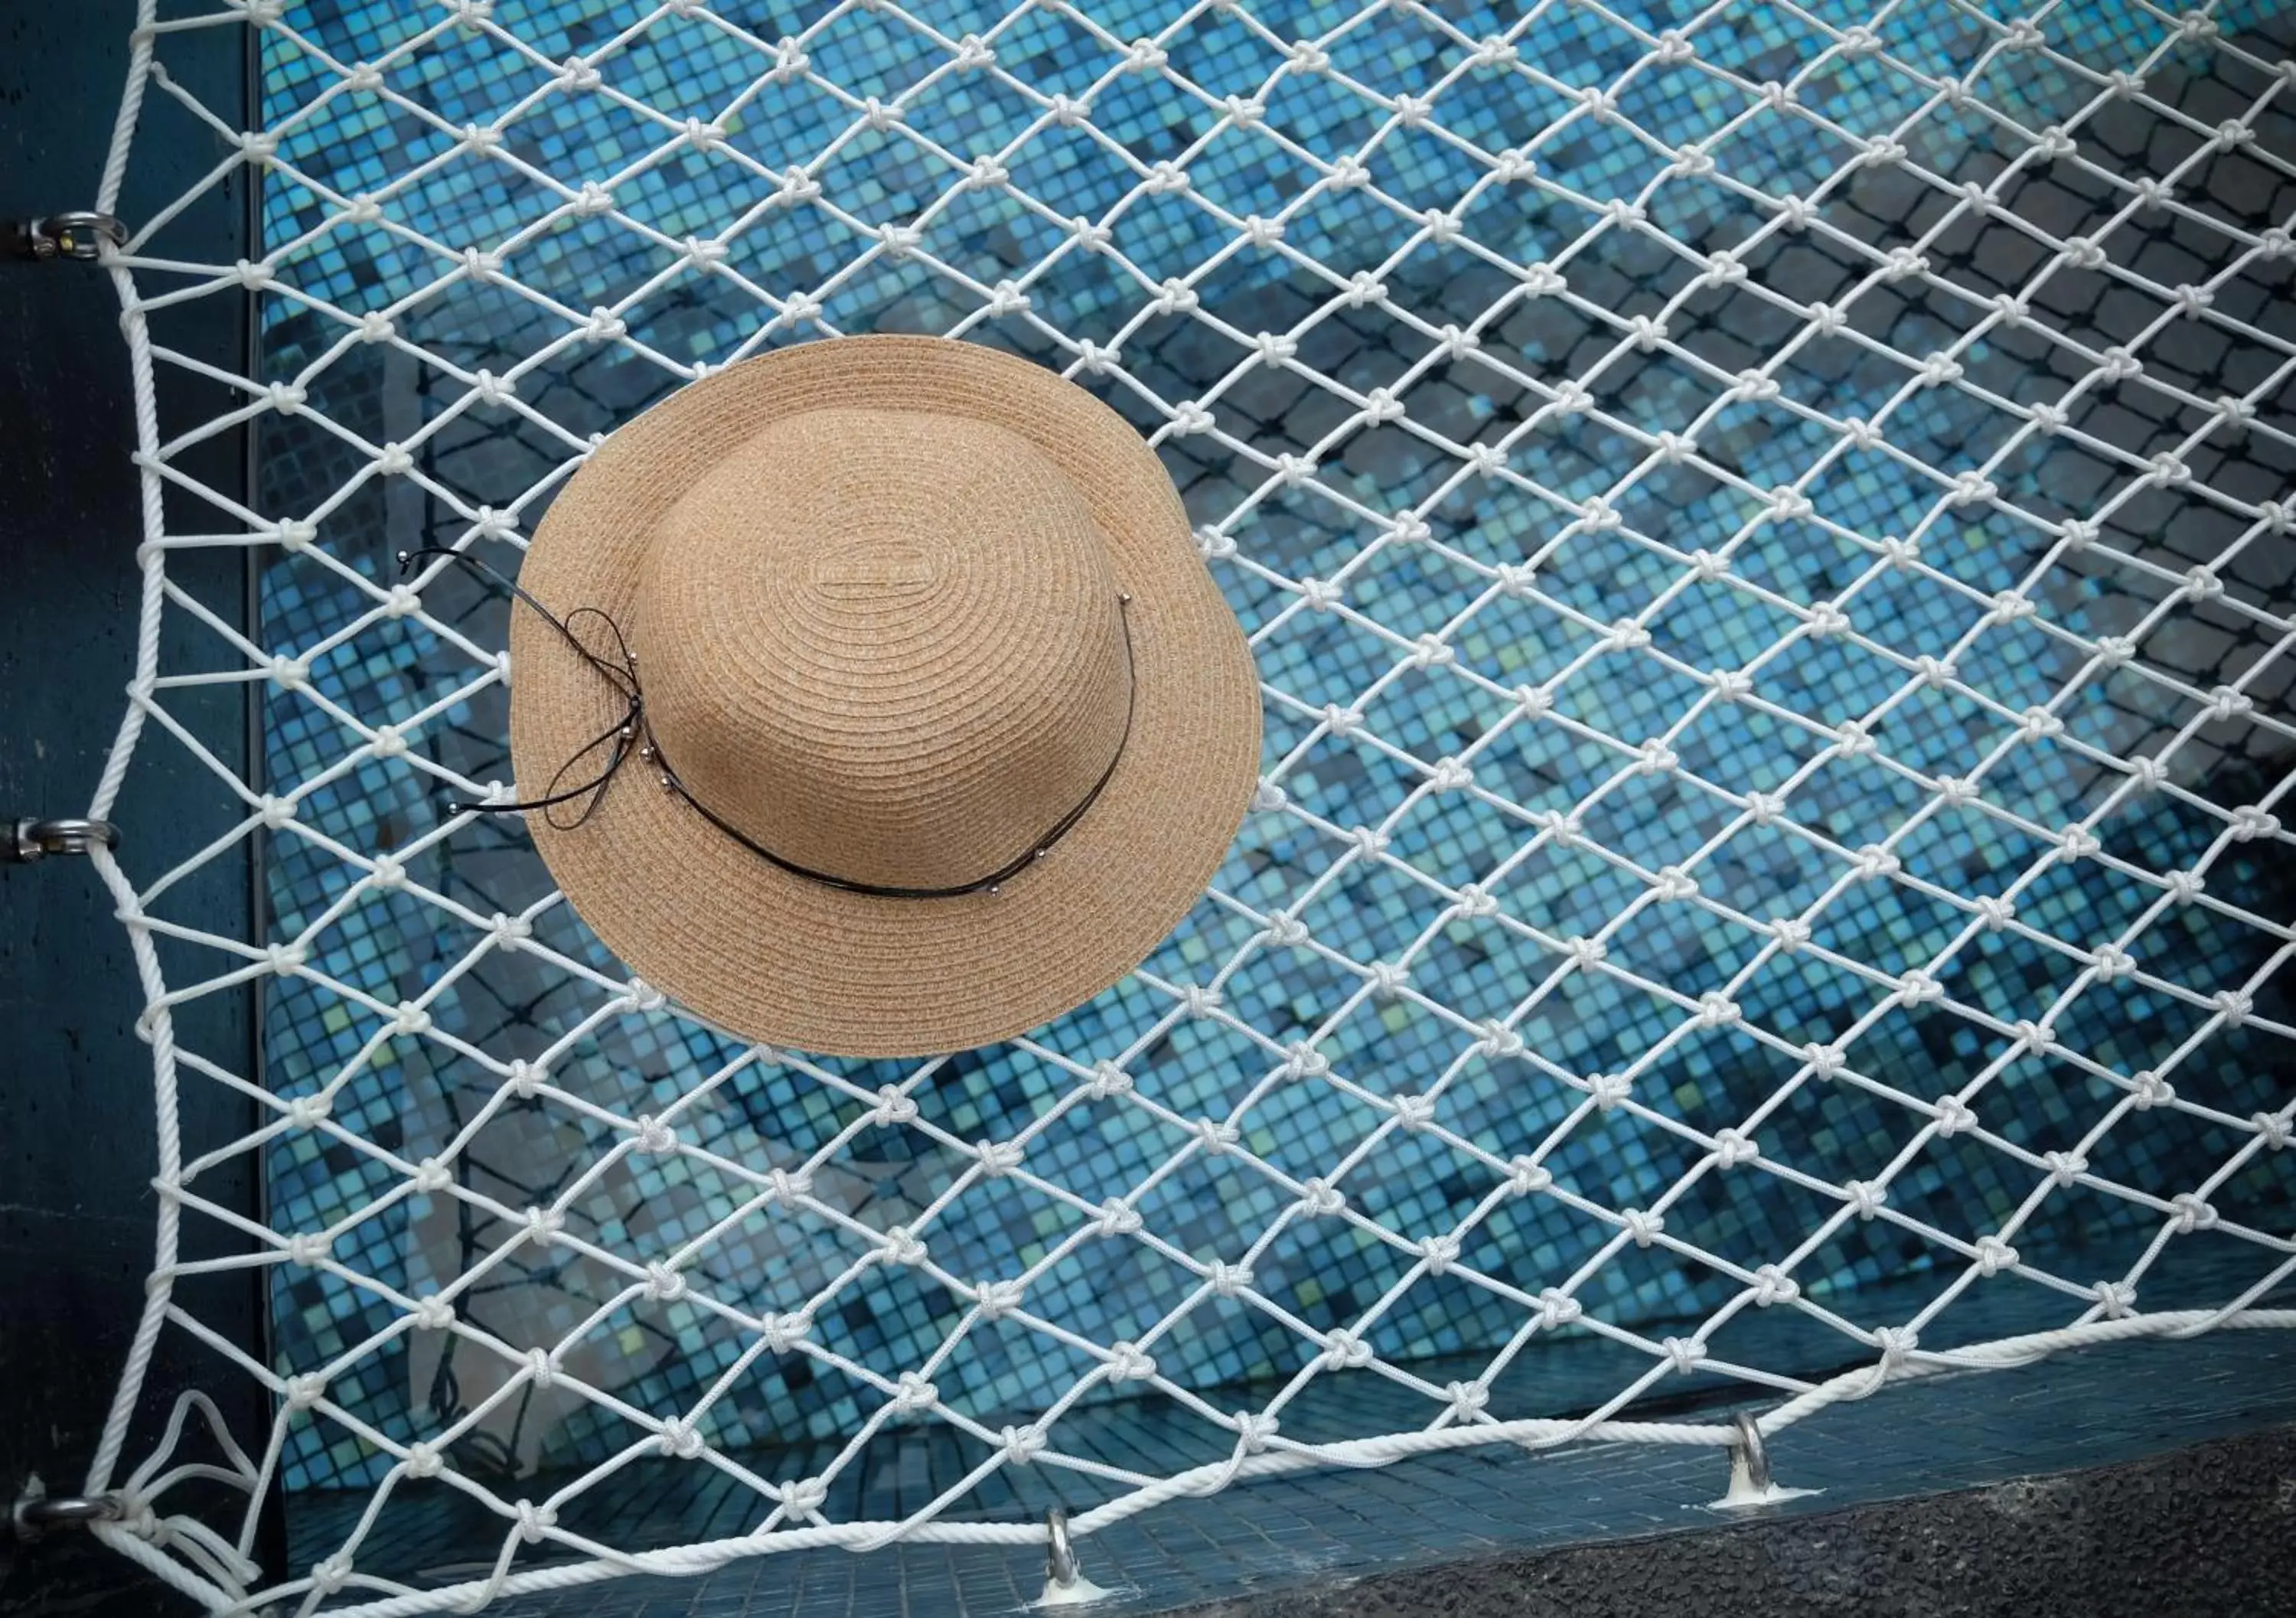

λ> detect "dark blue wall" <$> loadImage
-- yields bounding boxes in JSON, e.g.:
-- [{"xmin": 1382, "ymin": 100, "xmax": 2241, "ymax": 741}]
[{"xmin": 1, "ymin": 5, "xmax": 263, "ymax": 1612}]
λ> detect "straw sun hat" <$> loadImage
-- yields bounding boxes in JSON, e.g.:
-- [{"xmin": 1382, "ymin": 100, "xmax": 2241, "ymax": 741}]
[{"xmin": 485, "ymin": 336, "xmax": 1260, "ymax": 1058}]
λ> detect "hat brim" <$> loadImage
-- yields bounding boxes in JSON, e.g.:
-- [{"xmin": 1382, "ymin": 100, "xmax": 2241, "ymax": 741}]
[{"xmin": 508, "ymin": 336, "xmax": 1261, "ymax": 1057}]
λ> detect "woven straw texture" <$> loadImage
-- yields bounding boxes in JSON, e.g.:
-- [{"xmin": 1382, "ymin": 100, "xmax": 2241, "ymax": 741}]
[{"xmin": 510, "ymin": 335, "xmax": 1261, "ymax": 1055}]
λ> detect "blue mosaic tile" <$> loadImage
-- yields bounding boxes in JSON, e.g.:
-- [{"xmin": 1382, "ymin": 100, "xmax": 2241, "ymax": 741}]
[{"xmin": 246, "ymin": 0, "xmax": 2296, "ymax": 1510}]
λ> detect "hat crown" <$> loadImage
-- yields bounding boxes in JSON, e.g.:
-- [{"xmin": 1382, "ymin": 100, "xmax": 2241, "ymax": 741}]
[{"xmin": 635, "ymin": 407, "xmax": 1132, "ymax": 892}]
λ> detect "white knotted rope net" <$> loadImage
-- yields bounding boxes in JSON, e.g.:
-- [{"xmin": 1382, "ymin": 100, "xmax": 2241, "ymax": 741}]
[{"xmin": 73, "ymin": 0, "xmax": 2296, "ymax": 1612}]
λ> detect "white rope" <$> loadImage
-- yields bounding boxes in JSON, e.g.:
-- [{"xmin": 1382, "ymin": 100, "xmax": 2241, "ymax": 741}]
[{"xmin": 74, "ymin": 0, "xmax": 2296, "ymax": 1610}]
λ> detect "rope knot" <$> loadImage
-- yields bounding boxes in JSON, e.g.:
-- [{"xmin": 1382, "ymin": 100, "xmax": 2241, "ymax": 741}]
[
  {"xmin": 1193, "ymin": 1117, "xmax": 1240, "ymax": 1156},
  {"xmin": 633, "ymin": 1114, "xmax": 677, "ymax": 1154},
  {"xmin": 974, "ymin": 1278, "xmax": 1025, "ymax": 1320},
  {"xmin": 1408, "ymin": 632, "xmax": 1454, "ymax": 667},
  {"xmin": 1207, "ymin": 1261, "xmax": 1253, "ymax": 1297},
  {"xmin": 1095, "ymin": 1199, "xmax": 1143, "ymax": 1237},
  {"xmin": 879, "ymin": 1226, "xmax": 927, "ymax": 1267},
  {"xmin": 892, "ymin": 1372, "xmax": 938, "ymax": 1413},
  {"xmin": 1088, "ymin": 1061, "xmax": 1133, "ymax": 1098},
  {"xmin": 1153, "ymin": 278, "xmax": 1201, "ymax": 316},
  {"xmin": 1233, "ymin": 1412, "xmax": 1279, "ymax": 1453},
  {"xmin": 645, "ymin": 1261, "xmax": 687, "ymax": 1303},
  {"xmin": 1652, "ymin": 866, "xmax": 1698, "ymax": 900},
  {"xmin": 2169, "ymin": 1193, "xmax": 2218, "ymax": 1234},
  {"xmin": 117, "ymin": 1494, "xmax": 162, "ymax": 1541},
  {"xmin": 1896, "ymin": 968, "xmax": 1942, "ymax": 1005},
  {"xmin": 1538, "ymin": 1289, "xmax": 1583, "ymax": 1328},
  {"xmin": 1277, "ymin": 1042, "xmax": 1332, "ymax": 1078},
  {"xmin": 412, "ymin": 1296, "xmax": 455, "ymax": 1332},
  {"xmin": 405, "ymin": 1440, "xmax": 444, "ymax": 1479},
  {"xmin": 1445, "ymin": 1381, "xmax": 1489, "ymax": 1419},
  {"xmin": 514, "ymin": 1500, "xmax": 556, "ymax": 1542},
  {"xmin": 284, "ymin": 1372, "xmax": 328, "ymax": 1411},
  {"xmin": 1277, "ymin": 1046, "xmax": 1332, "ymax": 1083},
  {"xmin": 1296, "ymin": 1178, "xmax": 1345, "ymax": 1216},
  {"xmin": 1661, "ymin": 1336, "xmax": 1706, "ymax": 1375},
  {"xmin": 779, "ymin": 1477, "xmax": 827, "ymax": 1517},
  {"xmin": 285, "ymin": 1232, "xmax": 332, "ymax": 1267},
  {"xmin": 1752, "ymin": 1265, "xmax": 1799, "ymax": 1306},
  {"xmin": 526, "ymin": 1349, "xmax": 558, "ymax": 1391},
  {"xmin": 2043, "ymin": 1151, "xmax": 2089, "ymax": 1186},
  {"xmin": 656, "ymin": 1417, "xmax": 705, "ymax": 1459},
  {"xmin": 975, "ymin": 1139, "xmax": 1025, "ymax": 1176},
  {"xmin": 1874, "ymin": 1326, "xmax": 1919, "ymax": 1367},
  {"xmin": 1479, "ymin": 1023, "xmax": 1525, "ymax": 1059},
  {"xmin": 1418, "ymin": 1234, "xmax": 1460, "ymax": 1274},
  {"xmin": 1321, "ymin": 1329, "xmax": 1371, "ymax": 1369},
  {"xmin": 1932, "ymin": 1097, "xmax": 1978, "ymax": 1137},
  {"xmin": 1000, "ymin": 1424, "xmax": 1049, "ymax": 1463},
  {"xmin": 1105, "ymin": 1341, "xmax": 1156, "ymax": 1382},
  {"xmin": 2131, "ymin": 1072, "xmax": 2175, "ymax": 1108},
  {"xmin": 1973, "ymin": 1236, "xmax": 2019, "ymax": 1277},
  {"xmin": 1507, "ymin": 1156, "xmax": 1552, "ymax": 1196},
  {"xmin": 1850, "ymin": 843, "xmax": 1899, "ymax": 881}
]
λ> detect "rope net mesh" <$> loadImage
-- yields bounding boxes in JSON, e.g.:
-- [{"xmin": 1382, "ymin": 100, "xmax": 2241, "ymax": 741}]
[{"xmin": 80, "ymin": 0, "xmax": 2296, "ymax": 1610}]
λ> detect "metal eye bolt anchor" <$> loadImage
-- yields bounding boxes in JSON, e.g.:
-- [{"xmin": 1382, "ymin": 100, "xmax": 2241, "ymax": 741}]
[
  {"xmin": 5, "ymin": 817, "xmax": 120, "ymax": 864},
  {"xmin": 1731, "ymin": 1411, "xmax": 1773, "ymax": 1494},
  {"xmin": 12, "ymin": 1486, "xmax": 124, "ymax": 1542},
  {"xmin": 1045, "ymin": 1506, "xmax": 1081, "ymax": 1590}
]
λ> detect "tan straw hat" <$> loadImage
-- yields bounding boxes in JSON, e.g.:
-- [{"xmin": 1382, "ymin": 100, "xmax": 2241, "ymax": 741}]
[{"xmin": 499, "ymin": 335, "xmax": 1260, "ymax": 1057}]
